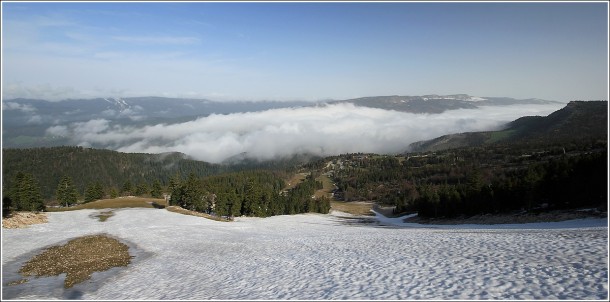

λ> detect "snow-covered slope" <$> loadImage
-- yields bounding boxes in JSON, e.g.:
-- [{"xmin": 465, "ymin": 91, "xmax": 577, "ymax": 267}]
[{"xmin": 2, "ymin": 208, "xmax": 607, "ymax": 300}]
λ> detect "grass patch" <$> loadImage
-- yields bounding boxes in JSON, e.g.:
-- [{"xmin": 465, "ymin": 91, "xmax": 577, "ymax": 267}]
[
  {"xmin": 314, "ymin": 174, "xmax": 335, "ymax": 198},
  {"xmin": 331, "ymin": 201, "xmax": 374, "ymax": 216},
  {"xmin": 94, "ymin": 211, "xmax": 114, "ymax": 222},
  {"xmin": 283, "ymin": 172, "xmax": 308, "ymax": 191},
  {"xmin": 16, "ymin": 235, "xmax": 131, "ymax": 288},
  {"xmin": 486, "ymin": 129, "xmax": 516, "ymax": 144},
  {"xmin": 47, "ymin": 197, "xmax": 167, "ymax": 212},
  {"xmin": 165, "ymin": 206, "xmax": 232, "ymax": 222}
]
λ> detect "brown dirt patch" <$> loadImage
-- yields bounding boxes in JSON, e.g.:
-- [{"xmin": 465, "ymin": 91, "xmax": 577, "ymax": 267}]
[
  {"xmin": 46, "ymin": 197, "xmax": 167, "ymax": 212},
  {"xmin": 166, "ymin": 206, "xmax": 232, "ymax": 222},
  {"xmin": 16, "ymin": 234, "xmax": 132, "ymax": 288},
  {"xmin": 331, "ymin": 201, "xmax": 375, "ymax": 216},
  {"xmin": 94, "ymin": 211, "xmax": 114, "ymax": 222},
  {"xmin": 2, "ymin": 212, "xmax": 48, "ymax": 229}
]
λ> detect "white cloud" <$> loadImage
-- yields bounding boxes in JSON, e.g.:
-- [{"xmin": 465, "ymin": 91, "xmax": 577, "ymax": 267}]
[
  {"xmin": 46, "ymin": 125, "xmax": 69, "ymax": 137},
  {"xmin": 46, "ymin": 103, "xmax": 564, "ymax": 163},
  {"xmin": 2, "ymin": 101, "xmax": 37, "ymax": 112}
]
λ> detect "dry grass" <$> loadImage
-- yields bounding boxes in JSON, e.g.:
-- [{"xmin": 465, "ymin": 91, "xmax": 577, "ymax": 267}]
[
  {"xmin": 16, "ymin": 235, "xmax": 131, "ymax": 288},
  {"xmin": 165, "ymin": 206, "xmax": 232, "ymax": 222},
  {"xmin": 94, "ymin": 211, "xmax": 114, "ymax": 222},
  {"xmin": 2, "ymin": 212, "xmax": 48, "ymax": 229},
  {"xmin": 314, "ymin": 174, "xmax": 335, "ymax": 198},
  {"xmin": 331, "ymin": 201, "xmax": 375, "ymax": 216},
  {"xmin": 284, "ymin": 173, "xmax": 308, "ymax": 191},
  {"xmin": 47, "ymin": 197, "xmax": 167, "ymax": 212}
]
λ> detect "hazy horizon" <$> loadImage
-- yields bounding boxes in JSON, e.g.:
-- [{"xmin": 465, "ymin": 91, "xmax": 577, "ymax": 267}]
[{"xmin": 2, "ymin": 2, "xmax": 608, "ymax": 102}]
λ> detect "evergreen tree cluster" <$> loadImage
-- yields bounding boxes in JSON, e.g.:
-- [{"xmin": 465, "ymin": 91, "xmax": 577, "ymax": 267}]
[
  {"xmin": 169, "ymin": 171, "xmax": 330, "ymax": 218},
  {"xmin": 319, "ymin": 142, "xmax": 607, "ymax": 219},
  {"xmin": 55, "ymin": 176, "xmax": 78, "ymax": 207},
  {"xmin": 398, "ymin": 152, "xmax": 607, "ymax": 218},
  {"xmin": 3, "ymin": 172, "xmax": 45, "ymax": 216},
  {"xmin": 2, "ymin": 146, "xmax": 224, "ymax": 201}
]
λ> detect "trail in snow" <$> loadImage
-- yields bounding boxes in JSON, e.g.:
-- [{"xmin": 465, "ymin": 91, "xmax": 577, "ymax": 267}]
[{"xmin": 2, "ymin": 208, "xmax": 608, "ymax": 300}]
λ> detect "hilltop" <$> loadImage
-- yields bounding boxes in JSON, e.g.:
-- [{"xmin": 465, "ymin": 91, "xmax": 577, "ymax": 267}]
[{"xmin": 408, "ymin": 100, "xmax": 608, "ymax": 152}]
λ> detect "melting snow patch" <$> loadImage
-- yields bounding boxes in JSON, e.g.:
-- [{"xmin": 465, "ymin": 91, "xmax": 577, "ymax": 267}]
[{"xmin": 2, "ymin": 208, "xmax": 607, "ymax": 300}]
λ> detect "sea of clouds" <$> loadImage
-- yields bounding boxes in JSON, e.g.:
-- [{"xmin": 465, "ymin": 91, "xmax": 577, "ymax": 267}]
[{"xmin": 46, "ymin": 102, "xmax": 565, "ymax": 163}]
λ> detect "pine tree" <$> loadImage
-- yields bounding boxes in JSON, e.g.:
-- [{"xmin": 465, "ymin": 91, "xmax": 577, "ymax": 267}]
[
  {"xmin": 168, "ymin": 173, "xmax": 181, "ymax": 194},
  {"xmin": 135, "ymin": 182, "xmax": 149, "ymax": 196},
  {"xmin": 109, "ymin": 188, "xmax": 119, "ymax": 198},
  {"xmin": 56, "ymin": 176, "xmax": 78, "ymax": 207},
  {"xmin": 243, "ymin": 179, "xmax": 261, "ymax": 216},
  {"xmin": 150, "ymin": 180, "xmax": 163, "ymax": 198},
  {"xmin": 84, "ymin": 182, "xmax": 104, "ymax": 203},
  {"xmin": 121, "ymin": 180, "xmax": 133, "ymax": 196},
  {"xmin": 11, "ymin": 173, "xmax": 45, "ymax": 212},
  {"xmin": 3, "ymin": 196, "xmax": 13, "ymax": 217}
]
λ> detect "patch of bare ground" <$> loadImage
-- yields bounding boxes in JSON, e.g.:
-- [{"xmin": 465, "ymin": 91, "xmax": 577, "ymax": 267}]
[
  {"xmin": 93, "ymin": 211, "xmax": 114, "ymax": 222},
  {"xmin": 403, "ymin": 209, "xmax": 607, "ymax": 225},
  {"xmin": 165, "ymin": 206, "xmax": 233, "ymax": 222},
  {"xmin": 331, "ymin": 201, "xmax": 375, "ymax": 216},
  {"xmin": 2, "ymin": 212, "xmax": 48, "ymax": 229},
  {"xmin": 14, "ymin": 234, "xmax": 131, "ymax": 288},
  {"xmin": 46, "ymin": 197, "xmax": 167, "ymax": 212}
]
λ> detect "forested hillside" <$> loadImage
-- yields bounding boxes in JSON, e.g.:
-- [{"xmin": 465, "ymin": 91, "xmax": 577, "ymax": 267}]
[
  {"xmin": 2, "ymin": 146, "xmax": 224, "ymax": 200},
  {"xmin": 168, "ymin": 171, "xmax": 330, "ymax": 218},
  {"xmin": 2, "ymin": 147, "xmax": 331, "ymax": 218},
  {"xmin": 312, "ymin": 142, "xmax": 607, "ymax": 219},
  {"xmin": 409, "ymin": 101, "xmax": 608, "ymax": 152}
]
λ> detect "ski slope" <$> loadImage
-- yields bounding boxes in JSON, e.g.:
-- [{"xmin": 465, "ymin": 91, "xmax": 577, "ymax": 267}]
[{"xmin": 2, "ymin": 208, "xmax": 608, "ymax": 300}]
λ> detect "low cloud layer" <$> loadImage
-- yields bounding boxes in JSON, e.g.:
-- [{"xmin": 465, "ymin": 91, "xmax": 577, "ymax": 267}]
[{"xmin": 48, "ymin": 103, "xmax": 564, "ymax": 163}]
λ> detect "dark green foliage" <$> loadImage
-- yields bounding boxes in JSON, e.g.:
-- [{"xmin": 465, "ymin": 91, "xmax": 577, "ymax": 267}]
[
  {"xmin": 201, "ymin": 171, "xmax": 284, "ymax": 217},
  {"xmin": 121, "ymin": 180, "xmax": 133, "ymax": 196},
  {"xmin": 109, "ymin": 188, "xmax": 119, "ymax": 198},
  {"xmin": 135, "ymin": 182, "xmax": 149, "ymax": 197},
  {"xmin": 326, "ymin": 141, "xmax": 606, "ymax": 219},
  {"xmin": 55, "ymin": 176, "xmax": 78, "ymax": 207},
  {"xmin": 84, "ymin": 182, "xmax": 104, "ymax": 203},
  {"xmin": 1, "ymin": 146, "xmax": 224, "ymax": 201},
  {"xmin": 3, "ymin": 196, "xmax": 13, "ymax": 217},
  {"xmin": 150, "ymin": 180, "xmax": 163, "ymax": 198},
  {"xmin": 170, "ymin": 173, "xmax": 206, "ymax": 211},
  {"xmin": 168, "ymin": 170, "xmax": 329, "ymax": 218},
  {"xmin": 5, "ymin": 172, "xmax": 45, "ymax": 212}
]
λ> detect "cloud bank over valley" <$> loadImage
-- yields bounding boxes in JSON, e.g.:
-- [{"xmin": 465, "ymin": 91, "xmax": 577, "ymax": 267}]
[{"xmin": 46, "ymin": 103, "xmax": 565, "ymax": 163}]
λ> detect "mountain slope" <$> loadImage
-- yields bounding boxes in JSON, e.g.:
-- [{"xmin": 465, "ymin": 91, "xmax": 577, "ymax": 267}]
[
  {"xmin": 1, "ymin": 146, "xmax": 223, "ymax": 200},
  {"xmin": 408, "ymin": 101, "xmax": 608, "ymax": 152}
]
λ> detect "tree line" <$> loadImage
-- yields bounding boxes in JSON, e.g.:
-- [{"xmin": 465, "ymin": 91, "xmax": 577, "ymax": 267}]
[
  {"xmin": 2, "ymin": 168, "xmax": 330, "ymax": 218},
  {"xmin": 168, "ymin": 170, "xmax": 330, "ymax": 218},
  {"xmin": 312, "ymin": 140, "xmax": 607, "ymax": 219},
  {"xmin": 2, "ymin": 146, "xmax": 313, "ymax": 202}
]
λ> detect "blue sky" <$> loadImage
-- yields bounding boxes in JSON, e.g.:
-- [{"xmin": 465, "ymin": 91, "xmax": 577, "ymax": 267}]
[{"xmin": 1, "ymin": 1, "xmax": 608, "ymax": 101}]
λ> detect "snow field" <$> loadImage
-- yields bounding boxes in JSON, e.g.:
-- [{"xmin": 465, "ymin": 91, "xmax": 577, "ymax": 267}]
[{"xmin": 2, "ymin": 208, "xmax": 608, "ymax": 300}]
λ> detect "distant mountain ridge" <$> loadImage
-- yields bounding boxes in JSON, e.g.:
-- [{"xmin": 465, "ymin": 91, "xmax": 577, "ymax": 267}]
[
  {"xmin": 329, "ymin": 94, "xmax": 561, "ymax": 114},
  {"xmin": 3, "ymin": 94, "xmax": 561, "ymax": 126},
  {"xmin": 408, "ymin": 101, "xmax": 608, "ymax": 152}
]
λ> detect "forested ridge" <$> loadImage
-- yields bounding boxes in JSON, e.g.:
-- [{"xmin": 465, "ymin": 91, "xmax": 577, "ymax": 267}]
[
  {"xmin": 2, "ymin": 146, "xmax": 330, "ymax": 218},
  {"xmin": 2, "ymin": 146, "xmax": 223, "ymax": 200},
  {"xmin": 313, "ymin": 141, "xmax": 607, "ymax": 219}
]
